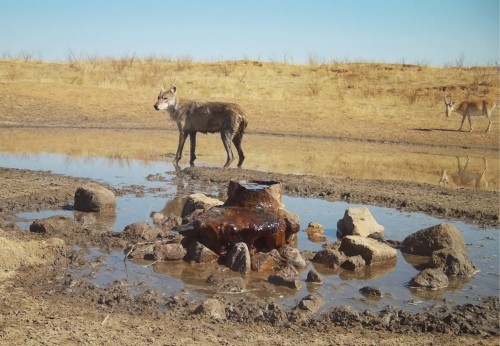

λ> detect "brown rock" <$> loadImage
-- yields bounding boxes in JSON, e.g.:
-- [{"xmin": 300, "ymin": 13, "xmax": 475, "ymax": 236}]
[
  {"xmin": 186, "ymin": 240, "xmax": 219, "ymax": 264},
  {"xmin": 268, "ymin": 265, "xmax": 302, "ymax": 289},
  {"xmin": 400, "ymin": 223, "xmax": 467, "ymax": 257},
  {"xmin": 337, "ymin": 207, "xmax": 384, "ymax": 238},
  {"xmin": 312, "ymin": 249, "xmax": 346, "ymax": 269},
  {"xmin": 430, "ymin": 248, "xmax": 479, "ymax": 277},
  {"xmin": 122, "ymin": 222, "xmax": 158, "ymax": 242},
  {"xmin": 339, "ymin": 235, "xmax": 397, "ymax": 265},
  {"xmin": 341, "ymin": 255, "xmax": 366, "ymax": 271},
  {"xmin": 408, "ymin": 268, "xmax": 449, "ymax": 289},
  {"xmin": 251, "ymin": 249, "xmax": 284, "ymax": 271},
  {"xmin": 153, "ymin": 242, "xmax": 187, "ymax": 261},
  {"xmin": 74, "ymin": 185, "xmax": 116, "ymax": 212}
]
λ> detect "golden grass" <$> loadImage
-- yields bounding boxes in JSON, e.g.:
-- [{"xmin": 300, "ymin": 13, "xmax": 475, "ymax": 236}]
[{"xmin": 0, "ymin": 57, "xmax": 498, "ymax": 189}]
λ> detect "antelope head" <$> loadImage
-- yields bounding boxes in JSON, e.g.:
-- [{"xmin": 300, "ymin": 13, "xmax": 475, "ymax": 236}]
[{"xmin": 444, "ymin": 93, "xmax": 455, "ymax": 117}]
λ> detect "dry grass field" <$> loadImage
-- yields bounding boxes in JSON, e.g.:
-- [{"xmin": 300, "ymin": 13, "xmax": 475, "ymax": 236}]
[{"xmin": 0, "ymin": 56, "xmax": 498, "ymax": 187}]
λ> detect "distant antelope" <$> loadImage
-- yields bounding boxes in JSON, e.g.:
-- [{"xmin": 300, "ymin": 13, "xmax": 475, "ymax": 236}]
[
  {"xmin": 154, "ymin": 85, "xmax": 248, "ymax": 169},
  {"xmin": 444, "ymin": 94, "xmax": 496, "ymax": 133}
]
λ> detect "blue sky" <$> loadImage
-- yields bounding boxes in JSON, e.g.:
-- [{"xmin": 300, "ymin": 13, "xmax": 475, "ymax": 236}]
[{"xmin": 1, "ymin": 0, "xmax": 498, "ymax": 66}]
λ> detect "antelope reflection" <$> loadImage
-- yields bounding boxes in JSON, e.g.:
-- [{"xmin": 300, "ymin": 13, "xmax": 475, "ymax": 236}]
[{"xmin": 438, "ymin": 156, "xmax": 489, "ymax": 189}]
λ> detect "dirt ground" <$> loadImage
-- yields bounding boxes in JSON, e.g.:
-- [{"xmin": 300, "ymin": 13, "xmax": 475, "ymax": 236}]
[{"xmin": 0, "ymin": 164, "xmax": 498, "ymax": 345}]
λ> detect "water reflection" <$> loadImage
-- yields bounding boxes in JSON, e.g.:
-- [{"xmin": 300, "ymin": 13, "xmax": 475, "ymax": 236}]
[
  {"xmin": 3, "ymin": 152, "xmax": 499, "ymax": 312},
  {"xmin": 438, "ymin": 156, "xmax": 490, "ymax": 189}
]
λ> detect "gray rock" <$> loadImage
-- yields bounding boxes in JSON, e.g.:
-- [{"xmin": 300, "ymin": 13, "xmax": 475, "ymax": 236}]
[
  {"xmin": 430, "ymin": 248, "xmax": 479, "ymax": 277},
  {"xmin": 305, "ymin": 269, "xmax": 323, "ymax": 284},
  {"xmin": 359, "ymin": 286, "xmax": 382, "ymax": 298},
  {"xmin": 341, "ymin": 255, "xmax": 366, "ymax": 271},
  {"xmin": 153, "ymin": 242, "xmax": 186, "ymax": 261},
  {"xmin": 226, "ymin": 242, "xmax": 251, "ymax": 273},
  {"xmin": 278, "ymin": 245, "xmax": 307, "ymax": 269},
  {"xmin": 408, "ymin": 268, "xmax": 449, "ymax": 289},
  {"xmin": 400, "ymin": 223, "xmax": 467, "ymax": 257},
  {"xmin": 186, "ymin": 240, "xmax": 219, "ymax": 264},
  {"xmin": 337, "ymin": 207, "xmax": 384, "ymax": 238},
  {"xmin": 339, "ymin": 235, "xmax": 397, "ymax": 265}
]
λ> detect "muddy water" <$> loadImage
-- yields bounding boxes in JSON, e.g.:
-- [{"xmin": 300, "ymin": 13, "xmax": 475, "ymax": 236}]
[{"xmin": 2, "ymin": 152, "xmax": 499, "ymax": 313}]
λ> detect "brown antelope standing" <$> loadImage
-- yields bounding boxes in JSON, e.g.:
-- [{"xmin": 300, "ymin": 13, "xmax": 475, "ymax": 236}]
[
  {"xmin": 444, "ymin": 94, "xmax": 496, "ymax": 133},
  {"xmin": 154, "ymin": 85, "xmax": 248, "ymax": 169}
]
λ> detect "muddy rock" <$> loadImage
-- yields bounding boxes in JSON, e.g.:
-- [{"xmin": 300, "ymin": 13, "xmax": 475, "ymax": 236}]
[
  {"xmin": 337, "ymin": 207, "xmax": 384, "ymax": 238},
  {"xmin": 207, "ymin": 274, "xmax": 246, "ymax": 293},
  {"xmin": 122, "ymin": 222, "xmax": 158, "ymax": 242},
  {"xmin": 339, "ymin": 235, "xmax": 397, "ymax": 265},
  {"xmin": 400, "ymin": 223, "xmax": 467, "ymax": 257},
  {"xmin": 185, "ymin": 240, "xmax": 219, "ymax": 263},
  {"xmin": 29, "ymin": 215, "xmax": 81, "ymax": 236},
  {"xmin": 179, "ymin": 181, "xmax": 300, "ymax": 255},
  {"xmin": 153, "ymin": 242, "xmax": 187, "ymax": 261},
  {"xmin": 408, "ymin": 268, "xmax": 449, "ymax": 289},
  {"xmin": 359, "ymin": 286, "xmax": 382, "ymax": 298},
  {"xmin": 226, "ymin": 242, "xmax": 251, "ymax": 273},
  {"xmin": 294, "ymin": 294, "xmax": 324, "ymax": 313},
  {"xmin": 181, "ymin": 193, "xmax": 223, "ymax": 218},
  {"xmin": 268, "ymin": 265, "xmax": 302, "ymax": 289},
  {"xmin": 430, "ymin": 248, "xmax": 479, "ymax": 277},
  {"xmin": 341, "ymin": 255, "xmax": 366, "ymax": 271},
  {"xmin": 124, "ymin": 242, "xmax": 155, "ymax": 260},
  {"xmin": 194, "ymin": 298, "xmax": 227, "ymax": 320},
  {"xmin": 278, "ymin": 245, "xmax": 307, "ymax": 269},
  {"xmin": 311, "ymin": 248, "xmax": 347, "ymax": 269},
  {"xmin": 251, "ymin": 249, "xmax": 284, "ymax": 271},
  {"xmin": 74, "ymin": 185, "xmax": 116, "ymax": 212},
  {"xmin": 305, "ymin": 269, "xmax": 323, "ymax": 284}
]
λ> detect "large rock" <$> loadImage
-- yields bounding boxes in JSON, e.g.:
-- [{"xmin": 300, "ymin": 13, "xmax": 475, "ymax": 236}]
[
  {"xmin": 400, "ymin": 223, "xmax": 467, "ymax": 257},
  {"xmin": 430, "ymin": 248, "xmax": 479, "ymax": 277},
  {"xmin": 337, "ymin": 207, "xmax": 384, "ymax": 238},
  {"xmin": 181, "ymin": 194, "xmax": 223, "ymax": 218},
  {"xmin": 408, "ymin": 268, "xmax": 449, "ymax": 289},
  {"xmin": 74, "ymin": 185, "xmax": 116, "ymax": 212},
  {"xmin": 268, "ymin": 265, "xmax": 302, "ymax": 289},
  {"xmin": 339, "ymin": 235, "xmax": 397, "ymax": 265},
  {"xmin": 226, "ymin": 242, "xmax": 251, "ymax": 273},
  {"xmin": 185, "ymin": 240, "xmax": 219, "ymax": 264},
  {"xmin": 312, "ymin": 249, "xmax": 346, "ymax": 269},
  {"xmin": 179, "ymin": 181, "xmax": 300, "ymax": 255},
  {"xmin": 251, "ymin": 249, "xmax": 284, "ymax": 272}
]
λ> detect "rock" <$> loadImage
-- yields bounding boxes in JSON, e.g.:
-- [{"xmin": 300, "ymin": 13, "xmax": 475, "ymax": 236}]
[
  {"xmin": 251, "ymin": 249, "xmax": 284, "ymax": 271},
  {"xmin": 185, "ymin": 240, "xmax": 219, "ymax": 264},
  {"xmin": 150, "ymin": 212, "xmax": 165, "ymax": 225},
  {"xmin": 305, "ymin": 269, "xmax": 323, "ymax": 284},
  {"xmin": 341, "ymin": 255, "xmax": 366, "ymax": 271},
  {"xmin": 224, "ymin": 179, "xmax": 284, "ymax": 209},
  {"xmin": 153, "ymin": 242, "xmax": 186, "ymax": 261},
  {"xmin": 121, "ymin": 222, "xmax": 158, "ymax": 242},
  {"xmin": 74, "ymin": 185, "xmax": 116, "ymax": 212},
  {"xmin": 194, "ymin": 298, "xmax": 226, "ymax": 320},
  {"xmin": 311, "ymin": 249, "xmax": 347, "ymax": 269},
  {"xmin": 179, "ymin": 181, "xmax": 300, "ymax": 254},
  {"xmin": 226, "ymin": 242, "xmax": 251, "ymax": 273},
  {"xmin": 308, "ymin": 232, "xmax": 327, "ymax": 242},
  {"xmin": 339, "ymin": 235, "xmax": 397, "ymax": 265},
  {"xmin": 408, "ymin": 268, "xmax": 449, "ymax": 289},
  {"xmin": 181, "ymin": 193, "xmax": 223, "ymax": 218},
  {"xmin": 337, "ymin": 207, "xmax": 384, "ymax": 238},
  {"xmin": 29, "ymin": 216, "xmax": 80, "ymax": 236},
  {"xmin": 207, "ymin": 274, "xmax": 246, "ymax": 293},
  {"xmin": 430, "ymin": 248, "xmax": 479, "ymax": 277},
  {"xmin": 305, "ymin": 222, "xmax": 324, "ymax": 236},
  {"xmin": 359, "ymin": 286, "xmax": 382, "ymax": 298},
  {"xmin": 278, "ymin": 245, "xmax": 307, "ymax": 269},
  {"xmin": 268, "ymin": 265, "xmax": 302, "ymax": 289},
  {"xmin": 400, "ymin": 223, "xmax": 467, "ymax": 257},
  {"xmin": 124, "ymin": 243, "xmax": 155, "ymax": 260},
  {"xmin": 295, "ymin": 294, "xmax": 324, "ymax": 313},
  {"xmin": 327, "ymin": 306, "xmax": 362, "ymax": 327}
]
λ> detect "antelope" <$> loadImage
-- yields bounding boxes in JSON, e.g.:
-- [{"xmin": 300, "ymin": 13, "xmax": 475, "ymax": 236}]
[
  {"xmin": 154, "ymin": 85, "xmax": 248, "ymax": 169},
  {"xmin": 444, "ymin": 94, "xmax": 496, "ymax": 133}
]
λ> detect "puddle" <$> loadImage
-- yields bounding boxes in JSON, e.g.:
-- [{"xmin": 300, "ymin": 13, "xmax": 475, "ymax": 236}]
[{"xmin": 2, "ymin": 152, "xmax": 499, "ymax": 313}]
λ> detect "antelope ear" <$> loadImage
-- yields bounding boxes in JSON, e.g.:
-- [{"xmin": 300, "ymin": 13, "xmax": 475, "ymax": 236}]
[{"xmin": 170, "ymin": 85, "xmax": 177, "ymax": 93}]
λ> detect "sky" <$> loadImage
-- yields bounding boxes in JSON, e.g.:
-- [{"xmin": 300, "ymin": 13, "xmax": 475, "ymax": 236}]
[{"xmin": 0, "ymin": 0, "xmax": 498, "ymax": 66}]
